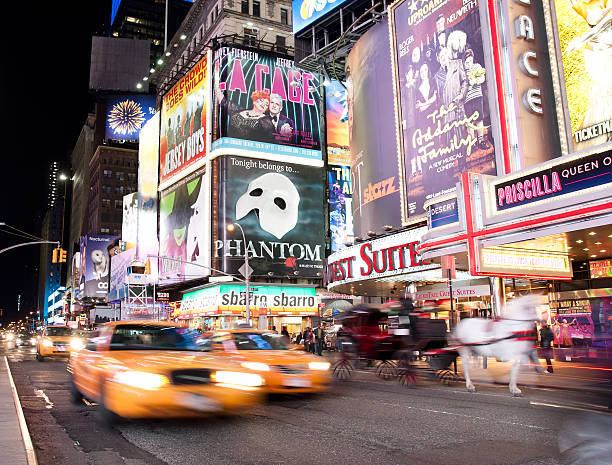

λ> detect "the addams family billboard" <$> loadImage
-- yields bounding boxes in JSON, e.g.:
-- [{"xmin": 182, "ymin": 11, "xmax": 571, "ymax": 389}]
[
  {"xmin": 212, "ymin": 47, "xmax": 322, "ymax": 163},
  {"xmin": 212, "ymin": 156, "xmax": 325, "ymax": 278},
  {"xmin": 389, "ymin": 0, "xmax": 498, "ymax": 220}
]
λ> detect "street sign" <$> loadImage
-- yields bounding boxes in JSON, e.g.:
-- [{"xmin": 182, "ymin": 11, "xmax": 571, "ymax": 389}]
[{"xmin": 238, "ymin": 263, "xmax": 253, "ymax": 279}]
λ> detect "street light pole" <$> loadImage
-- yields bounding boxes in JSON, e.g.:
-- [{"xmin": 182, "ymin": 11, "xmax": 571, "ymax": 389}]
[{"xmin": 227, "ymin": 223, "xmax": 250, "ymax": 326}]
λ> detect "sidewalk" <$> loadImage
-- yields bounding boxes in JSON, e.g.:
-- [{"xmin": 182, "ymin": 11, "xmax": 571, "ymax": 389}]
[{"xmin": 1, "ymin": 356, "xmax": 36, "ymax": 465}]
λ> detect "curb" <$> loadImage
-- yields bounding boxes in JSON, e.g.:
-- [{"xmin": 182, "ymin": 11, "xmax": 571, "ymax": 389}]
[{"xmin": 4, "ymin": 356, "xmax": 38, "ymax": 465}]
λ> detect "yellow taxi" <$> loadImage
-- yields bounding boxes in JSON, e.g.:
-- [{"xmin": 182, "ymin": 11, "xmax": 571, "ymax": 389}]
[
  {"xmin": 207, "ymin": 329, "xmax": 332, "ymax": 394},
  {"xmin": 37, "ymin": 325, "xmax": 79, "ymax": 360},
  {"xmin": 68, "ymin": 321, "xmax": 265, "ymax": 424}
]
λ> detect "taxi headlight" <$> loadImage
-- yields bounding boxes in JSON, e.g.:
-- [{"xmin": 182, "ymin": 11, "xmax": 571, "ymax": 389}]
[
  {"xmin": 30, "ymin": 338, "xmax": 37, "ymax": 344},
  {"xmin": 7, "ymin": 333, "xmax": 14, "ymax": 341},
  {"xmin": 112, "ymin": 371, "xmax": 170, "ymax": 390},
  {"xmin": 211, "ymin": 371, "xmax": 264, "ymax": 387},
  {"xmin": 308, "ymin": 361, "xmax": 331, "ymax": 371},
  {"xmin": 16, "ymin": 338, "xmax": 22, "ymax": 344},
  {"xmin": 70, "ymin": 338, "xmax": 85, "ymax": 351},
  {"xmin": 240, "ymin": 362, "xmax": 270, "ymax": 372},
  {"xmin": 41, "ymin": 339, "xmax": 53, "ymax": 347}
]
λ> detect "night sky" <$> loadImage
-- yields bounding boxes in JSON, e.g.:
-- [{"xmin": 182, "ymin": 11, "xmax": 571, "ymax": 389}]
[{"xmin": 0, "ymin": 1, "xmax": 109, "ymax": 324}]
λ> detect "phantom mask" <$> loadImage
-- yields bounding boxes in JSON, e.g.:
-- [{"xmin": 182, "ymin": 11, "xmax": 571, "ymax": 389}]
[{"xmin": 235, "ymin": 173, "xmax": 300, "ymax": 239}]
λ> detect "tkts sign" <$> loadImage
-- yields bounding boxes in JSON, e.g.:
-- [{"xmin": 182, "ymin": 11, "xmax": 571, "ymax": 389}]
[{"xmin": 324, "ymin": 227, "xmax": 437, "ymax": 286}]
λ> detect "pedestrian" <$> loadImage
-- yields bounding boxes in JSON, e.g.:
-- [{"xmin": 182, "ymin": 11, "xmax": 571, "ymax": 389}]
[
  {"xmin": 527, "ymin": 322, "xmax": 546, "ymax": 374},
  {"xmin": 315, "ymin": 324, "xmax": 324, "ymax": 356},
  {"xmin": 303, "ymin": 327, "xmax": 311, "ymax": 352},
  {"xmin": 281, "ymin": 326, "xmax": 289, "ymax": 338},
  {"xmin": 272, "ymin": 325, "xmax": 277, "ymax": 333},
  {"xmin": 539, "ymin": 324, "xmax": 554, "ymax": 373},
  {"xmin": 309, "ymin": 328, "xmax": 316, "ymax": 354}
]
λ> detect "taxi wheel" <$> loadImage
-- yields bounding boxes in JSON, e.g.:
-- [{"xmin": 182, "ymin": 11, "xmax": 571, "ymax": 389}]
[
  {"xmin": 69, "ymin": 379, "xmax": 83, "ymax": 405},
  {"xmin": 98, "ymin": 383, "xmax": 121, "ymax": 427},
  {"xmin": 36, "ymin": 352, "xmax": 45, "ymax": 362}
]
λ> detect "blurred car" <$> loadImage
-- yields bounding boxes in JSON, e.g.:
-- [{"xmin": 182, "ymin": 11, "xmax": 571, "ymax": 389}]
[
  {"xmin": 207, "ymin": 329, "xmax": 332, "ymax": 394},
  {"xmin": 36, "ymin": 325, "xmax": 77, "ymax": 361},
  {"xmin": 68, "ymin": 321, "xmax": 265, "ymax": 424},
  {"xmin": 15, "ymin": 331, "xmax": 37, "ymax": 347}
]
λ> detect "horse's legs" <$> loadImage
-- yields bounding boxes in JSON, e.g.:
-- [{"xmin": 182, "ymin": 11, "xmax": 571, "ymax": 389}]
[
  {"xmin": 509, "ymin": 358, "xmax": 523, "ymax": 396},
  {"xmin": 458, "ymin": 347, "xmax": 476, "ymax": 392}
]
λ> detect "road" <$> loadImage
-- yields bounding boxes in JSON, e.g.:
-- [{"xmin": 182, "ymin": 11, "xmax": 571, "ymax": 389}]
[{"xmin": 4, "ymin": 342, "xmax": 611, "ymax": 465}]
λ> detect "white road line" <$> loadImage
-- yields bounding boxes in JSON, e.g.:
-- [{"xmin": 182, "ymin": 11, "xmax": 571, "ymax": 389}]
[
  {"xmin": 82, "ymin": 398, "xmax": 97, "ymax": 407},
  {"xmin": 529, "ymin": 401, "xmax": 611, "ymax": 415},
  {"xmin": 4, "ymin": 356, "xmax": 38, "ymax": 465},
  {"xmin": 34, "ymin": 389, "xmax": 54, "ymax": 409}
]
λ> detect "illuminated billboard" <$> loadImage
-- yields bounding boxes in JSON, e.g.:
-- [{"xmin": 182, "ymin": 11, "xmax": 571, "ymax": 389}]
[
  {"xmin": 548, "ymin": 0, "xmax": 612, "ymax": 153},
  {"xmin": 212, "ymin": 156, "xmax": 325, "ymax": 278},
  {"xmin": 389, "ymin": 0, "xmax": 498, "ymax": 220},
  {"xmin": 79, "ymin": 235, "xmax": 119, "ymax": 299},
  {"xmin": 325, "ymin": 79, "xmax": 351, "ymax": 165},
  {"xmin": 159, "ymin": 167, "xmax": 208, "ymax": 281},
  {"xmin": 122, "ymin": 192, "xmax": 138, "ymax": 245},
  {"xmin": 292, "ymin": 0, "xmax": 351, "ymax": 34},
  {"xmin": 104, "ymin": 95, "xmax": 156, "ymax": 141},
  {"xmin": 160, "ymin": 53, "xmax": 210, "ymax": 188},
  {"xmin": 328, "ymin": 164, "xmax": 353, "ymax": 252},
  {"xmin": 212, "ymin": 47, "xmax": 322, "ymax": 163}
]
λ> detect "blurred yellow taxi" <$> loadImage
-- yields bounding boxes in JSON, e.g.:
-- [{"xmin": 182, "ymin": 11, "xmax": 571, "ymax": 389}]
[
  {"xmin": 68, "ymin": 321, "xmax": 264, "ymax": 424},
  {"xmin": 207, "ymin": 329, "xmax": 332, "ymax": 394},
  {"xmin": 37, "ymin": 325, "xmax": 78, "ymax": 360}
]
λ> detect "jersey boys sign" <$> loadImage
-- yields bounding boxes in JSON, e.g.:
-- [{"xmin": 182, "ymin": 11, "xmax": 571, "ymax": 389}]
[{"xmin": 325, "ymin": 227, "xmax": 437, "ymax": 286}]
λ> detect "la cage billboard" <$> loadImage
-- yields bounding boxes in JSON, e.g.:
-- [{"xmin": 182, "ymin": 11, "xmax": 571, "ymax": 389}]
[
  {"xmin": 104, "ymin": 94, "xmax": 156, "ymax": 141},
  {"xmin": 389, "ymin": 0, "xmax": 499, "ymax": 221},
  {"xmin": 212, "ymin": 46, "xmax": 322, "ymax": 164},
  {"xmin": 160, "ymin": 52, "xmax": 211, "ymax": 189},
  {"xmin": 212, "ymin": 155, "xmax": 325, "ymax": 278}
]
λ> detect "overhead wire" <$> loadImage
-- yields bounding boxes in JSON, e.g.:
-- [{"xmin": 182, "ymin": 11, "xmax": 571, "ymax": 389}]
[
  {"xmin": 2, "ymin": 224, "xmax": 45, "ymax": 242},
  {"xmin": 0, "ymin": 228, "xmax": 48, "ymax": 243}
]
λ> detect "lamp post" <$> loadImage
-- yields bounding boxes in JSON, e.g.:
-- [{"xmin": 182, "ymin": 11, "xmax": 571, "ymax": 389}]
[{"xmin": 227, "ymin": 223, "xmax": 250, "ymax": 326}]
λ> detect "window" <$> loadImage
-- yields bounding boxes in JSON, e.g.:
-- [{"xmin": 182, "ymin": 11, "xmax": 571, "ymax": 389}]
[
  {"xmin": 115, "ymin": 186, "xmax": 126, "ymax": 195},
  {"xmin": 115, "ymin": 200, "xmax": 123, "ymax": 209},
  {"xmin": 115, "ymin": 172, "xmax": 125, "ymax": 181},
  {"xmin": 280, "ymin": 7, "xmax": 288, "ymax": 25},
  {"xmin": 101, "ymin": 227, "xmax": 110, "ymax": 234},
  {"xmin": 276, "ymin": 35, "xmax": 286, "ymax": 53},
  {"xmin": 128, "ymin": 173, "xmax": 137, "ymax": 183},
  {"xmin": 113, "ymin": 229, "xmax": 121, "ymax": 236},
  {"xmin": 244, "ymin": 28, "xmax": 257, "ymax": 46},
  {"xmin": 101, "ymin": 198, "xmax": 111, "ymax": 207},
  {"xmin": 241, "ymin": 0, "xmax": 249, "ymax": 14},
  {"xmin": 103, "ymin": 186, "xmax": 112, "ymax": 195},
  {"xmin": 103, "ymin": 170, "xmax": 112, "ymax": 178},
  {"xmin": 216, "ymin": 4, "xmax": 219, "ymax": 17},
  {"xmin": 252, "ymin": 0, "xmax": 260, "ymax": 17}
]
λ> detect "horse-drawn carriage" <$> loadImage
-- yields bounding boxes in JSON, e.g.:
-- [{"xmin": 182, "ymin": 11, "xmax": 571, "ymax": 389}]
[{"xmin": 333, "ymin": 300, "xmax": 458, "ymax": 385}]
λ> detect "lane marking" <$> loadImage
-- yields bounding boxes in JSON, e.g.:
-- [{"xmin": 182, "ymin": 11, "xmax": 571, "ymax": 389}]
[
  {"xmin": 82, "ymin": 398, "xmax": 97, "ymax": 407},
  {"xmin": 4, "ymin": 356, "xmax": 38, "ymax": 465},
  {"xmin": 529, "ymin": 401, "xmax": 611, "ymax": 415},
  {"xmin": 34, "ymin": 389, "xmax": 54, "ymax": 409}
]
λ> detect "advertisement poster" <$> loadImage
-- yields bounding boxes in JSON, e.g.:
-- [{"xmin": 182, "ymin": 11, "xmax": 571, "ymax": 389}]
[
  {"xmin": 212, "ymin": 156, "xmax": 325, "ymax": 278},
  {"xmin": 159, "ymin": 167, "xmax": 208, "ymax": 281},
  {"xmin": 325, "ymin": 79, "xmax": 351, "ymax": 165},
  {"xmin": 212, "ymin": 47, "xmax": 322, "ymax": 162},
  {"xmin": 390, "ymin": 0, "xmax": 497, "ymax": 219},
  {"xmin": 346, "ymin": 18, "xmax": 403, "ymax": 236},
  {"xmin": 108, "ymin": 247, "xmax": 136, "ymax": 301},
  {"xmin": 122, "ymin": 192, "xmax": 138, "ymax": 245},
  {"xmin": 550, "ymin": 0, "xmax": 612, "ymax": 152},
  {"xmin": 104, "ymin": 94, "xmax": 156, "ymax": 141},
  {"xmin": 79, "ymin": 235, "xmax": 118, "ymax": 299},
  {"xmin": 292, "ymin": 0, "xmax": 351, "ymax": 34},
  {"xmin": 160, "ymin": 53, "xmax": 209, "ymax": 187},
  {"xmin": 328, "ymin": 164, "xmax": 353, "ymax": 252},
  {"xmin": 137, "ymin": 113, "xmax": 160, "ymax": 275}
]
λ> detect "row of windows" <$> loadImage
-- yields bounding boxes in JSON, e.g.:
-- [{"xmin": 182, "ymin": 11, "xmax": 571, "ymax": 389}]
[
  {"xmin": 101, "ymin": 199, "xmax": 126, "ymax": 209},
  {"xmin": 240, "ymin": 0, "xmax": 289, "ymax": 24},
  {"xmin": 102, "ymin": 158, "xmax": 135, "ymax": 167},
  {"xmin": 100, "ymin": 227, "xmax": 122, "ymax": 236},
  {"xmin": 102, "ymin": 185, "xmax": 135, "ymax": 195},
  {"xmin": 103, "ymin": 170, "xmax": 137, "ymax": 182}
]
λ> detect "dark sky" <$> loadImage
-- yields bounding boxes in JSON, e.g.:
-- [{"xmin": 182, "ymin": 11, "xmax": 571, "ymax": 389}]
[{"xmin": 0, "ymin": 1, "xmax": 110, "ymax": 324}]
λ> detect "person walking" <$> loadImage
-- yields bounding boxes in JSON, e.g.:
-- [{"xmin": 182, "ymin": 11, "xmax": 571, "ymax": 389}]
[
  {"xmin": 281, "ymin": 326, "xmax": 290, "ymax": 338},
  {"xmin": 303, "ymin": 327, "xmax": 311, "ymax": 352},
  {"xmin": 315, "ymin": 324, "xmax": 324, "ymax": 356},
  {"xmin": 539, "ymin": 324, "xmax": 554, "ymax": 373},
  {"xmin": 309, "ymin": 328, "xmax": 317, "ymax": 354}
]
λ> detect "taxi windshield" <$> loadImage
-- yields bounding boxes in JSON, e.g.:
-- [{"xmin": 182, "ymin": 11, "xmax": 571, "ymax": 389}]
[
  {"xmin": 46, "ymin": 327, "xmax": 74, "ymax": 337},
  {"xmin": 109, "ymin": 325, "xmax": 211, "ymax": 351},
  {"xmin": 233, "ymin": 332, "xmax": 290, "ymax": 350}
]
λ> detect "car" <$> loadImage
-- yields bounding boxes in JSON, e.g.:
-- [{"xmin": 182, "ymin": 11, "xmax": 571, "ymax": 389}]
[
  {"xmin": 36, "ymin": 325, "xmax": 78, "ymax": 361},
  {"xmin": 206, "ymin": 329, "xmax": 332, "ymax": 394},
  {"xmin": 68, "ymin": 321, "xmax": 265, "ymax": 424},
  {"xmin": 15, "ymin": 331, "xmax": 37, "ymax": 347}
]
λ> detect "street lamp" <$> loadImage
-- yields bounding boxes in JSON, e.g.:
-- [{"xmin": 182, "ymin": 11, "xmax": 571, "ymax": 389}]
[{"xmin": 227, "ymin": 223, "xmax": 250, "ymax": 326}]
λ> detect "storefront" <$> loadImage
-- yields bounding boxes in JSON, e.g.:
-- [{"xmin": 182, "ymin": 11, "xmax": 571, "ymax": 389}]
[{"xmin": 174, "ymin": 284, "xmax": 319, "ymax": 335}]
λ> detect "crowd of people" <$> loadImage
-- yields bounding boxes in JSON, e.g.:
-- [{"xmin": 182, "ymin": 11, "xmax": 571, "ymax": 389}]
[{"xmin": 290, "ymin": 325, "xmax": 327, "ymax": 356}]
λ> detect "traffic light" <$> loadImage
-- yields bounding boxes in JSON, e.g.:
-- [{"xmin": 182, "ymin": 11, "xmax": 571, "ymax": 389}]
[
  {"xmin": 59, "ymin": 249, "xmax": 67, "ymax": 263},
  {"xmin": 52, "ymin": 248, "xmax": 58, "ymax": 263}
]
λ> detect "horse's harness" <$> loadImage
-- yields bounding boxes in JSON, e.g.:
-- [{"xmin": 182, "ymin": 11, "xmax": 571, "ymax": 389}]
[{"xmin": 461, "ymin": 317, "xmax": 536, "ymax": 348}]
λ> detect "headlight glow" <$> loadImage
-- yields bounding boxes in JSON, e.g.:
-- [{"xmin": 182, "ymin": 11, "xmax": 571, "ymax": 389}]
[
  {"xmin": 30, "ymin": 338, "xmax": 37, "ymax": 344},
  {"xmin": 41, "ymin": 339, "xmax": 53, "ymax": 347},
  {"xmin": 240, "ymin": 361, "xmax": 271, "ymax": 372},
  {"xmin": 16, "ymin": 338, "xmax": 22, "ymax": 344},
  {"xmin": 308, "ymin": 361, "xmax": 331, "ymax": 371},
  {"xmin": 7, "ymin": 334, "xmax": 14, "ymax": 341},
  {"xmin": 211, "ymin": 371, "xmax": 263, "ymax": 387},
  {"xmin": 112, "ymin": 371, "xmax": 170, "ymax": 390},
  {"xmin": 70, "ymin": 338, "xmax": 85, "ymax": 351}
]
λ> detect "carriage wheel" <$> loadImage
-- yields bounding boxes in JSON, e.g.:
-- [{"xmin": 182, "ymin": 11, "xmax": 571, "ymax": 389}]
[
  {"xmin": 397, "ymin": 368, "xmax": 418, "ymax": 387},
  {"xmin": 375, "ymin": 360, "xmax": 397, "ymax": 380},
  {"xmin": 436, "ymin": 369, "xmax": 458, "ymax": 386},
  {"xmin": 332, "ymin": 358, "xmax": 354, "ymax": 380}
]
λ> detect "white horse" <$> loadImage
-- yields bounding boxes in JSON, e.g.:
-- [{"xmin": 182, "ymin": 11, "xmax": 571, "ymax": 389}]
[{"xmin": 453, "ymin": 295, "xmax": 539, "ymax": 396}]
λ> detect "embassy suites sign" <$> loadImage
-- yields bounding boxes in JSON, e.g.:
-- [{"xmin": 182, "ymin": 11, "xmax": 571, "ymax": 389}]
[{"xmin": 324, "ymin": 227, "xmax": 438, "ymax": 287}]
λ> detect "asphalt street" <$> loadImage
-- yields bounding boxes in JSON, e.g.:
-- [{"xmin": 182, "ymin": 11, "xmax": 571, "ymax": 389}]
[{"xmin": 4, "ymin": 342, "xmax": 611, "ymax": 465}]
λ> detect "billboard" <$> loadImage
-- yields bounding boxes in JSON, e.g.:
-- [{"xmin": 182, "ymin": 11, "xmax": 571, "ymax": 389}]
[
  {"xmin": 549, "ymin": 0, "xmax": 612, "ymax": 153},
  {"xmin": 160, "ymin": 53, "xmax": 210, "ymax": 187},
  {"xmin": 108, "ymin": 247, "xmax": 136, "ymax": 301},
  {"xmin": 159, "ymin": 167, "xmax": 208, "ymax": 281},
  {"xmin": 212, "ymin": 156, "xmax": 325, "ymax": 278},
  {"xmin": 79, "ymin": 235, "xmax": 118, "ymax": 299},
  {"xmin": 122, "ymin": 192, "xmax": 138, "ymax": 245},
  {"xmin": 390, "ymin": 0, "xmax": 498, "ymax": 220},
  {"xmin": 325, "ymin": 79, "xmax": 351, "ymax": 165},
  {"xmin": 137, "ymin": 113, "xmax": 160, "ymax": 276},
  {"xmin": 212, "ymin": 47, "xmax": 322, "ymax": 163},
  {"xmin": 328, "ymin": 164, "xmax": 353, "ymax": 252},
  {"xmin": 104, "ymin": 94, "xmax": 156, "ymax": 141},
  {"xmin": 292, "ymin": 0, "xmax": 351, "ymax": 34},
  {"xmin": 346, "ymin": 18, "xmax": 403, "ymax": 237}
]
